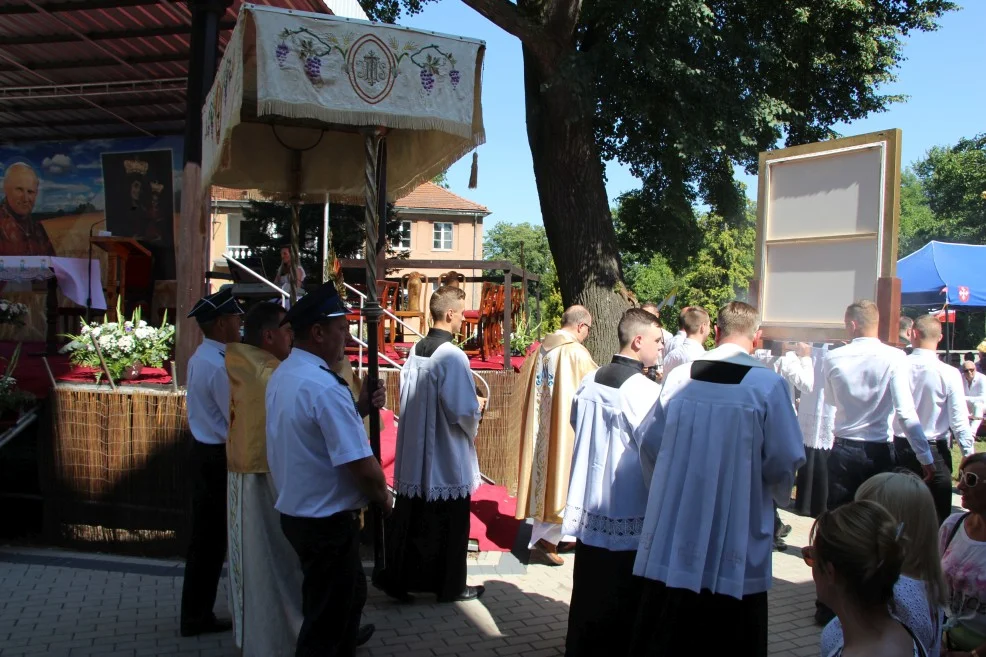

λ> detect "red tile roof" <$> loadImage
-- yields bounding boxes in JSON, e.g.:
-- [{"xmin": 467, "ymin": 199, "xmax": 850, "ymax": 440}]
[
  {"xmin": 213, "ymin": 182, "xmax": 491, "ymax": 215},
  {"xmin": 395, "ymin": 182, "xmax": 490, "ymax": 214}
]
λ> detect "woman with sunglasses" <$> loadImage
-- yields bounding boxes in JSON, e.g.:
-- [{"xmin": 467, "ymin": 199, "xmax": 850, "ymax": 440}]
[
  {"xmin": 940, "ymin": 453, "xmax": 986, "ymax": 656},
  {"xmin": 820, "ymin": 472, "xmax": 946, "ymax": 657},
  {"xmin": 806, "ymin": 500, "xmax": 928, "ymax": 657}
]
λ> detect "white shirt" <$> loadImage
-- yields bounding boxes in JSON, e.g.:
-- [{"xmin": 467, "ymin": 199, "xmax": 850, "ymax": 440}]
[
  {"xmin": 662, "ymin": 337, "xmax": 705, "ymax": 376},
  {"xmin": 822, "ymin": 338, "xmax": 932, "ymax": 465},
  {"xmin": 394, "ymin": 336, "xmax": 482, "ymax": 501},
  {"xmin": 186, "ymin": 338, "xmax": 231, "ymax": 445},
  {"xmin": 664, "ymin": 330, "xmax": 686, "ymax": 356},
  {"xmin": 755, "ymin": 350, "xmax": 815, "ymax": 407},
  {"xmin": 964, "ymin": 370, "xmax": 986, "ymax": 404},
  {"xmin": 634, "ymin": 343, "xmax": 806, "ymax": 599},
  {"xmin": 266, "ymin": 349, "xmax": 373, "ymax": 518},
  {"xmin": 894, "ymin": 349, "xmax": 975, "ymax": 456},
  {"xmin": 562, "ymin": 357, "xmax": 661, "ymax": 551}
]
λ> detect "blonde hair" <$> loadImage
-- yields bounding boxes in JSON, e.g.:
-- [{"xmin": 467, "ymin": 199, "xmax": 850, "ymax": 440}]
[
  {"xmin": 855, "ymin": 472, "xmax": 947, "ymax": 607},
  {"xmin": 811, "ymin": 500, "xmax": 904, "ymax": 609},
  {"xmin": 912, "ymin": 314, "xmax": 942, "ymax": 342},
  {"xmin": 716, "ymin": 301, "xmax": 759, "ymax": 339},
  {"xmin": 845, "ymin": 300, "xmax": 879, "ymax": 329}
]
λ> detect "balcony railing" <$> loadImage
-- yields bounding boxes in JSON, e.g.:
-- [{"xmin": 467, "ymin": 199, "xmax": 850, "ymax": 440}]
[{"xmin": 227, "ymin": 245, "xmax": 254, "ymax": 260}]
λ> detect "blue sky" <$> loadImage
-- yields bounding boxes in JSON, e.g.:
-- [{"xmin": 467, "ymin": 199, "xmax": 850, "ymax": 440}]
[{"xmin": 402, "ymin": 2, "xmax": 986, "ymax": 228}]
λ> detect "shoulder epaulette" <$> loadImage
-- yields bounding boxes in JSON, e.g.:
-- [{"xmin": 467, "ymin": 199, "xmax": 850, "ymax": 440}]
[{"xmin": 320, "ymin": 366, "xmax": 360, "ymax": 416}]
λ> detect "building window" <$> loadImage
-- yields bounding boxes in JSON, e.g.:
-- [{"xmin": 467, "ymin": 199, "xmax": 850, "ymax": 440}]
[
  {"xmin": 398, "ymin": 221, "xmax": 412, "ymax": 249},
  {"xmin": 433, "ymin": 222, "xmax": 453, "ymax": 250}
]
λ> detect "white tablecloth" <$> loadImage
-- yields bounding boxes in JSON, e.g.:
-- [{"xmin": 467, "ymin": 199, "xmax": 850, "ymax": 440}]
[{"xmin": 0, "ymin": 256, "xmax": 106, "ymax": 310}]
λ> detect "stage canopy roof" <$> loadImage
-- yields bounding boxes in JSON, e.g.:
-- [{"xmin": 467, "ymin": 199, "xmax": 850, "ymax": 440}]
[
  {"xmin": 898, "ymin": 240, "xmax": 986, "ymax": 309},
  {"xmin": 0, "ymin": 0, "xmax": 363, "ymax": 144}
]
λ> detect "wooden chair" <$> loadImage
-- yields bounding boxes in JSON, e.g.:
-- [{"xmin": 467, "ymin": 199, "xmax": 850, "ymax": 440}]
[
  {"xmin": 481, "ymin": 284, "xmax": 505, "ymax": 359},
  {"xmin": 395, "ymin": 272, "xmax": 428, "ymax": 341},
  {"xmin": 378, "ymin": 280, "xmax": 400, "ymax": 346},
  {"xmin": 439, "ymin": 270, "xmax": 464, "ymax": 288},
  {"xmin": 460, "ymin": 281, "xmax": 489, "ymax": 356}
]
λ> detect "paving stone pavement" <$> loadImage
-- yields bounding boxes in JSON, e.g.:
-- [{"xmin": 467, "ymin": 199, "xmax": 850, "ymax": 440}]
[{"xmin": 0, "ymin": 509, "xmax": 822, "ymax": 657}]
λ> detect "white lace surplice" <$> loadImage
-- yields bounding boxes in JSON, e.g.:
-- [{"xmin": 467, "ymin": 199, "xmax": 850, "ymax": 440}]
[
  {"xmin": 393, "ymin": 342, "xmax": 482, "ymax": 500},
  {"xmin": 562, "ymin": 371, "xmax": 661, "ymax": 550}
]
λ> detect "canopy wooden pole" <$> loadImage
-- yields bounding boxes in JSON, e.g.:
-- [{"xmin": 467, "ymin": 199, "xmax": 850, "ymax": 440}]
[
  {"xmin": 362, "ymin": 127, "xmax": 386, "ymax": 574},
  {"xmin": 288, "ymin": 149, "xmax": 302, "ymax": 305},
  {"xmin": 175, "ymin": 0, "xmax": 231, "ymax": 385}
]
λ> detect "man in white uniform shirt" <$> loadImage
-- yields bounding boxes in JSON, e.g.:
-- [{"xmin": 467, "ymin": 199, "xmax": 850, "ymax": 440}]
[
  {"xmin": 662, "ymin": 306, "xmax": 692, "ymax": 355},
  {"xmin": 962, "ymin": 360, "xmax": 986, "ymax": 434},
  {"xmin": 894, "ymin": 314, "xmax": 975, "ymax": 523},
  {"xmin": 266, "ymin": 283, "xmax": 390, "ymax": 657},
  {"xmin": 630, "ymin": 301, "xmax": 805, "ymax": 657},
  {"xmin": 377, "ymin": 285, "xmax": 486, "ymax": 604},
  {"xmin": 562, "ymin": 308, "xmax": 663, "ymax": 657},
  {"xmin": 817, "ymin": 299, "xmax": 933, "ymax": 625},
  {"xmin": 180, "ymin": 288, "xmax": 244, "ymax": 637},
  {"xmin": 661, "ymin": 306, "xmax": 709, "ymax": 375}
]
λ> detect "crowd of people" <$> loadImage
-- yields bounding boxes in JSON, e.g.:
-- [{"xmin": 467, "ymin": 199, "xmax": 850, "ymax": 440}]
[{"xmin": 175, "ymin": 279, "xmax": 986, "ymax": 657}]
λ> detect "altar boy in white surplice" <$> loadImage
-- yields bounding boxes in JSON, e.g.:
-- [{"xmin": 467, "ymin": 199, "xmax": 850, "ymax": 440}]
[
  {"xmin": 375, "ymin": 285, "xmax": 486, "ymax": 604},
  {"xmin": 561, "ymin": 308, "xmax": 664, "ymax": 657},
  {"xmin": 629, "ymin": 301, "xmax": 805, "ymax": 657}
]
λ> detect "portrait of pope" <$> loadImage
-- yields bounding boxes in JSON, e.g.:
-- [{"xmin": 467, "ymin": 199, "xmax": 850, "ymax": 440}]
[{"xmin": 0, "ymin": 162, "xmax": 55, "ymax": 257}]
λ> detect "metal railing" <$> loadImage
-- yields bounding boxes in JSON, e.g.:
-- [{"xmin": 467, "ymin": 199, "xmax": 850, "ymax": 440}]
[{"xmin": 222, "ymin": 253, "xmax": 490, "ymax": 397}]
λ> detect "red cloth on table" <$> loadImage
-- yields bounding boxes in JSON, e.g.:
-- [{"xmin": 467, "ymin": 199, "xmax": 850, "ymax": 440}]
[{"xmin": 57, "ymin": 366, "xmax": 173, "ymax": 385}]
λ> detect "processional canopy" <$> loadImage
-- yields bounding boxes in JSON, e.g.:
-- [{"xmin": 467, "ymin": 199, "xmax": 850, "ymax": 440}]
[{"xmin": 201, "ymin": 4, "xmax": 486, "ymax": 201}]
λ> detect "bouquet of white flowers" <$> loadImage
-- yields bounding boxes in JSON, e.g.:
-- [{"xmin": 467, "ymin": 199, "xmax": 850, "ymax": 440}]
[
  {"xmin": 63, "ymin": 298, "xmax": 176, "ymax": 382},
  {"xmin": 0, "ymin": 299, "xmax": 29, "ymax": 326}
]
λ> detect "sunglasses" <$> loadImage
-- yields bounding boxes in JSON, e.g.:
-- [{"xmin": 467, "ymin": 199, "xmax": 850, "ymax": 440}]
[
  {"xmin": 959, "ymin": 470, "xmax": 980, "ymax": 488},
  {"xmin": 801, "ymin": 545, "xmax": 815, "ymax": 568}
]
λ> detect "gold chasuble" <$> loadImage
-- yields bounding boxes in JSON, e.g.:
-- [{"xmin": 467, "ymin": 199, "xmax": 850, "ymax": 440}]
[
  {"xmin": 226, "ymin": 343, "xmax": 281, "ymax": 473},
  {"xmin": 514, "ymin": 330, "xmax": 597, "ymax": 524}
]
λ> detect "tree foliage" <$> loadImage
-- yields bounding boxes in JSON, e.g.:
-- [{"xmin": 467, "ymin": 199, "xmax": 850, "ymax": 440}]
[
  {"xmin": 625, "ymin": 200, "xmax": 756, "ymax": 332},
  {"xmin": 358, "ymin": 0, "xmax": 955, "ymax": 359},
  {"xmin": 483, "ymin": 221, "xmax": 563, "ymax": 331}
]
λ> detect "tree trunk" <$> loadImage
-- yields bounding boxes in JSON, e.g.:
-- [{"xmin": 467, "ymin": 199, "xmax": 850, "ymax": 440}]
[{"xmin": 521, "ymin": 44, "xmax": 632, "ymax": 362}]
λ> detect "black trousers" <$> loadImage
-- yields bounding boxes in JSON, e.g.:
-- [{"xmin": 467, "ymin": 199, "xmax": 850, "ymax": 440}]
[
  {"xmin": 826, "ymin": 438, "xmax": 897, "ymax": 509},
  {"xmin": 180, "ymin": 440, "xmax": 228, "ymax": 629},
  {"xmin": 795, "ymin": 446, "xmax": 830, "ymax": 518},
  {"xmin": 377, "ymin": 493, "xmax": 470, "ymax": 600},
  {"xmin": 280, "ymin": 511, "xmax": 366, "ymax": 657},
  {"xmin": 565, "ymin": 541, "xmax": 643, "ymax": 657},
  {"xmin": 894, "ymin": 436, "xmax": 955, "ymax": 525},
  {"xmin": 628, "ymin": 579, "xmax": 767, "ymax": 656}
]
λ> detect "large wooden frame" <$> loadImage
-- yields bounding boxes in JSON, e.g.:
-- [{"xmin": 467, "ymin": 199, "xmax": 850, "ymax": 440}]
[{"xmin": 751, "ymin": 129, "xmax": 902, "ymax": 343}]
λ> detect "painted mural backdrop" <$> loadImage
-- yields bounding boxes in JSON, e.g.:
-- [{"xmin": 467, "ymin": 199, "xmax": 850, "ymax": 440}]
[{"xmin": 0, "ymin": 136, "xmax": 182, "ymax": 279}]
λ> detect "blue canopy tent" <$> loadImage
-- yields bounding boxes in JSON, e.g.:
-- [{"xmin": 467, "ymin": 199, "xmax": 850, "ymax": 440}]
[
  {"xmin": 898, "ymin": 241, "xmax": 986, "ymax": 359},
  {"xmin": 898, "ymin": 241, "xmax": 986, "ymax": 309}
]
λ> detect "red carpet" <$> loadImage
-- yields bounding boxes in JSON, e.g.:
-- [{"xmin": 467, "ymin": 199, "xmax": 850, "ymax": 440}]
[
  {"xmin": 378, "ymin": 409, "xmax": 520, "ymax": 552},
  {"xmin": 348, "ymin": 342, "xmax": 526, "ymax": 372}
]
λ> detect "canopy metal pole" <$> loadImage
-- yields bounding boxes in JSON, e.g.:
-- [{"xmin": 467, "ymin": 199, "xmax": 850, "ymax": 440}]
[
  {"xmin": 322, "ymin": 193, "xmax": 330, "ymax": 283},
  {"xmin": 362, "ymin": 127, "xmax": 385, "ymax": 575}
]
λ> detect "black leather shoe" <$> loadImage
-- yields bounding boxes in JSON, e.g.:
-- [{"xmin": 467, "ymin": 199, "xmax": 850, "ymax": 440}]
[
  {"xmin": 179, "ymin": 616, "xmax": 232, "ymax": 637},
  {"xmin": 778, "ymin": 523, "xmax": 792, "ymax": 539},
  {"xmin": 773, "ymin": 539, "xmax": 788, "ymax": 552},
  {"xmin": 356, "ymin": 623, "xmax": 375, "ymax": 647},
  {"xmin": 438, "ymin": 585, "xmax": 485, "ymax": 603}
]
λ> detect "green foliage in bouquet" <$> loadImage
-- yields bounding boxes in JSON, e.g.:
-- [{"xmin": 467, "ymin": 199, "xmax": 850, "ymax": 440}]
[
  {"xmin": 62, "ymin": 298, "xmax": 176, "ymax": 382},
  {"xmin": 0, "ymin": 342, "xmax": 35, "ymax": 415},
  {"xmin": 510, "ymin": 314, "xmax": 541, "ymax": 356}
]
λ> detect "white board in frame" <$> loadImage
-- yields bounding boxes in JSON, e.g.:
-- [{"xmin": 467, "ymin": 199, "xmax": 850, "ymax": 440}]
[{"xmin": 754, "ymin": 129, "xmax": 902, "ymax": 342}]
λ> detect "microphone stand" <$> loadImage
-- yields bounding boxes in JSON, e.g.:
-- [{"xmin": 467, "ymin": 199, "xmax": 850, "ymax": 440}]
[{"xmin": 86, "ymin": 219, "xmax": 106, "ymax": 323}]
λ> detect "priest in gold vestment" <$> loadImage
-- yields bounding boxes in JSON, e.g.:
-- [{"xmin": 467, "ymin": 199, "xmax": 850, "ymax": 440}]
[
  {"xmin": 225, "ymin": 302, "xmax": 298, "ymax": 656},
  {"xmin": 514, "ymin": 306, "xmax": 597, "ymax": 565}
]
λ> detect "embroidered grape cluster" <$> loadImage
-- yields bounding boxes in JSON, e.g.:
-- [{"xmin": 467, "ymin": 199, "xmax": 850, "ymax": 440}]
[
  {"xmin": 449, "ymin": 69, "xmax": 460, "ymax": 88},
  {"xmin": 276, "ymin": 42, "xmax": 289, "ymax": 65},
  {"xmin": 305, "ymin": 56, "xmax": 321, "ymax": 82},
  {"xmin": 420, "ymin": 68, "xmax": 435, "ymax": 93}
]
